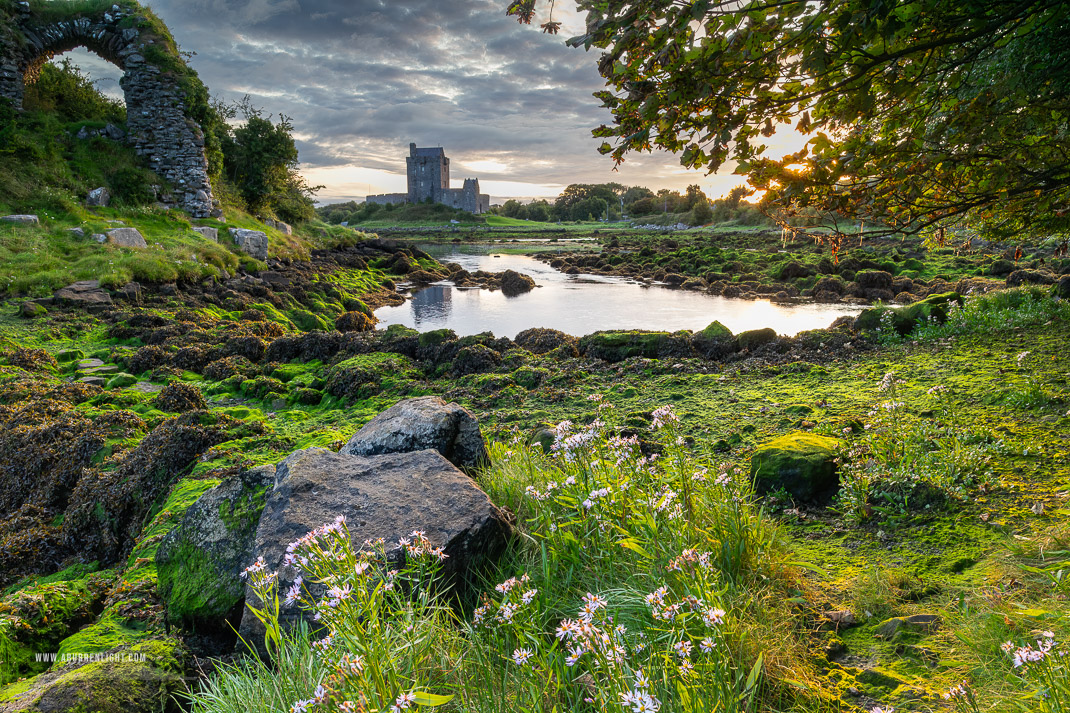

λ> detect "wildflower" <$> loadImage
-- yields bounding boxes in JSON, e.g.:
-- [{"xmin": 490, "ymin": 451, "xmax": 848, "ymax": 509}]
[
  {"xmin": 1017, "ymin": 351, "xmax": 1031, "ymax": 367},
  {"xmin": 943, "ymin": 681, "xmax": 969, "ymax": 700},
  {"xmin": 870, "ymin": 708, "xmax": 894, "ymax": 713},
  {"xmin": 339, "ymin": 702, "xmax": 356, "ymax": 712},
  {"xmin": 496, "ymin": 577, "xmax": 519, "ymax": 594},
  {"xmin": 497, "ymin": 603, "xmax": 518, "ymax": 622},
  {"xmin": 314, "ymin": 685, "xmax": 328, "ymax": 703},
  {"xmin": 391, "ymin": 692, "xmax": 416, "ymax": 712},
  {"xmin": 290, "ymin": 700, "xmax": 315, "ymax": 713},
  {"xmin": 521, "ymin": 589, "xmax": 538, "ymax": 605},
  {"xmin": 700, "ymin": 637, "xmax": 715, "ymax": 653},
  {"xmin": 678, "ymin": 659, "xmax": 693, "ymax": 673},
  {"xmin": 284, "ymin": 577, "xmax": 303, "ymax": 607},
  {"xmin": 565, "ymin": 645, "xmax": 585, "ymax": 666},
  {"xmin": 621, "ymin": 689, "xmax": 661, "ymax": 713},
  {"xmin": 579, "ymin": 593, "xmax": 607, "ymax": 622},
  {"xmin": 702, "ymin": 607, "xmax": 726, "ymax": 627},
  {"xmin": 651, "ymin": 404, "xmax": 679, "ymax": 429},
  {"xmin": 556, "ymin": 619, "xmax": 577, "ymax": 640},
  {"xmin": 878, "ymin": 372, "xmax": 898, "ymax": 391},
  {"xmin": 326, "ymin": 584, "xmax": 352, "ymax": 607},
  {"xmin": 473, "ymin": 605, "xmax": 489, "ymax": 625},
  {"xmin": 512, "ymin": 648, "xmax": 534, "ymax": 666},
  {"xmin": 241, "ymin": 556, "xmax": 268, "ymax": 579},
  {"xmin": 673, "ymin": 640, "xmax": 693, "ymax": 659}
]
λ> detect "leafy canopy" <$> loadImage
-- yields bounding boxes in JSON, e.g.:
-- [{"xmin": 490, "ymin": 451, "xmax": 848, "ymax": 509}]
[{"xmin": 508, "ymin": 0, "xmax": 1070, "ymax": 245}]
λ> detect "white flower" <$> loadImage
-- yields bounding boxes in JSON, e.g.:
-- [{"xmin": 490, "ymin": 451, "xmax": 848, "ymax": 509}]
[
  {"xmin": 512, "ymin": 647, "xmax": 534, "ymax": 666},
  {"xmin": 391, "ymin": 692, "xmax": 417, "ymax": 712},
  {"xmin": 521, "ymin": 589, "xmax": 538, "ymax": 605}
]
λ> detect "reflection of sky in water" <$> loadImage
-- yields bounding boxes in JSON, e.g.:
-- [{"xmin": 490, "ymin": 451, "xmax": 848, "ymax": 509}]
[{"xmin": 374, "ymin": 251, "xmax": 864, "ymax": 339}]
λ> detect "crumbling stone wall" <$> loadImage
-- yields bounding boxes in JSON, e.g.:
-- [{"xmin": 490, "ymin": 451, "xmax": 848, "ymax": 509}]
[{"xmin": 0, "ymin": 1, "xmax": 213, "ymax": 217}]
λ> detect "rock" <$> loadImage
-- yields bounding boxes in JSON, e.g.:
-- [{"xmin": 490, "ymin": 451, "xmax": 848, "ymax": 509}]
[
  {"xmin": 0, "ymin": 637, "xmax": 187, "ymax": 713},
  {"xmin": 987, "ymin": 259, "xmax": 1015, "ymax": 277},
  {"xmin": 116, "ymin": 282, "xmax": 143, "ymax": 302},
  {"xmin": 500, "ymin": 269, "xmax": 536, "ymax": 296},
  {"xmin": 751, "ymin": 432, "xmax": 842, "ymax": 501},
  {"xmin": 778, "ymin": 261, "xmax": 814, "ymax": 280},
  {"xmin": 238, "ymin": 449, "xmax": 512, "ymax": 643},
  {"xmin": 55, "ymin": 349, "xmax": 85, "ymax": 363},
  {"xmin": 579, "ymin": 330, "xmax": 693, "ymax": 362},
  {"xmin": 76, "ymin": 376, "xmax": 107, "ymax": 387},
  {"xmin": 1007, "ymin": 269, "xmax": 1056, "ymax": 288},
  {"xmin": 341, "ymin": 396, "xmax": 489, "ymax": 472},
  {"xmin": 105, "ymin": 373, "xmax": 137, "ymax": 389},
  {"xmin": 192, "ymin": 226, "xmax": 218, "ymax": 241},
  {"xmin": 157, "ymin": 465, "xmax": 276, "ymax": 632},
  {"xmin": 854, "ymin": 292, "xmax": 962, "ymax": 335},
  {"xmin": 335, "ymin": 310, "xmax": 377, "ymax": 332},
  {"xmin": 229, "ymin": 228, "xmax": 269, "ymax": 261},
  {"xmin": 514, "ymin": 328, "xmax": 579, "ymax": 355},
  {"xmin": 67, "ymin": 227, "xmax": 85, "ymax": 238},
  {"xmin": 856, "ymin": 270, "xmax": 894, "ymax": 290},
  {"xmin": 1053, "ymin": 275, "xmax": 1070, "ymax": 299},
  {"xmin": 825, "ymin": 610, "xmax": 858, "ymax": 629},
  {"xmin": 54, "ymin": 280, "xmax": 113, "ymax": 306},
  {"xmin": 452, "ymin": 344, "xmax": 502, "ymax": 375},
  {"xmin": 875, "ymin": 614, "xmax": 942, "ymax": 639},
  {"xmin": 737, "ymin": 327, "xmax": 777, "ymax": 351},
  {"xmin": 155, "ymin": 382, "xmax": 207, "ymax": 412},
  {"xmin": 1, "ymin": 214, "xmax": 39, "ymax": 225},
  {"xmin": 691, "ymin": 321, "xmax": 738, "ymax": 359},
  {"xmin": 86, "ymin": 186, "xmax": 111, "ymax": 207},
  {"xmin": 106, "ymin": 228, "xmax": 148, "ymax": 249},
  {"xmin": 91, "ymin": 233, "xmax": 107, "ymax": 243},
  {"xmin": 18, "ymin": 301, "xmax": 47, "ymax": 319},
  {"xmin": 274, "ymin": 220, "xmax": 292, "ymax": 236},
  {"xmin": 811, "ymin": 276, "xmax": 846, "ymax": 295}
]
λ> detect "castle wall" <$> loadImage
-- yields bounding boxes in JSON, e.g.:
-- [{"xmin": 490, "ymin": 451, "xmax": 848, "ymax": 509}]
[{"xmin": 365, "ymin": 193, "xmax": 407, "ymax": 206}]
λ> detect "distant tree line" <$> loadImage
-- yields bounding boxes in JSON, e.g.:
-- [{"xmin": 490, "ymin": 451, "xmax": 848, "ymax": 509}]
[
  {"xmin": 315, "ymin": 181, "xmax": 773, "ymax": 226},
  {"xmin": 491, "ymin": 182, "xmax": 771, "ymax": 225}
]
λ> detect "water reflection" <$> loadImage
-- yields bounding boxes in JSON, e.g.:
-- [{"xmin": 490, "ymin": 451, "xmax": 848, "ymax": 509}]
[{"xmin": 376, "ymin": 250, "xmax": 864, "ymax": 339}]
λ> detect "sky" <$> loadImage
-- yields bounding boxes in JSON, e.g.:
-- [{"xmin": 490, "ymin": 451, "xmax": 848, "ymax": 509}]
[{"xmin": 64, "ymin": 0, "xmax": 800, "ymax": 205}]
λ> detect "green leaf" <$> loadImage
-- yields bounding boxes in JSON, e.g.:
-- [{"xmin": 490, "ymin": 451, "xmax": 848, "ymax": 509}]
[
  {"xmin": 617, "ymin": 537, "xmax": 653, "ymax": 559},
  {"xmin": 411, "ymin": 691, "xmax": 454, "ymax": 706}
]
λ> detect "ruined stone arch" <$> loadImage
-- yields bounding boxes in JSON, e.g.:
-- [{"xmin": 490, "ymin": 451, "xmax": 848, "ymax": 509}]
[{"xmin": 0, "ymin": 1, "xmax": 214, "ymax": 217}]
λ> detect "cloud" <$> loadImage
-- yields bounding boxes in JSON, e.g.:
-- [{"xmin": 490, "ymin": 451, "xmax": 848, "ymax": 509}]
[{"xmin": 129, "ymin": 1, "xmax": 755, "ymax": 200}]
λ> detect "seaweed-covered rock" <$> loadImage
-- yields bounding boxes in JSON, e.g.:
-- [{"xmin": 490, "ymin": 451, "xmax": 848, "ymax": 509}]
[
  {"xmin": 514, "ymin": 328, "xmax": 578, "ymax": 355},
  {"xmin": 154, "ymin": 382, "xmax": 207, "ymax": 413},
  {"xmin": 777, "ymin": 261, "xmax": 814, "ymax": 280},
  {"xmin": 105, "ymin": 373, "xmax": 137, "ymax": 389},
  {"xmin": 751, "ymin": 432, "xmax": 842, "ymax": 501},
  {"xmin": 855, "ymin": 270, "xmax": 894, "ymax": 290},
  {"xmin": 737, "ymin": 327, "xmax": 778, "ymax": 351},
  {"xmin": 126, "ymin": 345, "xmax": 169, "ymax": 375},
  {"xmin": 1007, "ymin": 269, "xmax": 1056, "ymax": 288},
  {"xmin": 340, "ymin": 396, "xmax": 488, "ymax": 472},
  {"xmin": 987, "ymin": 259, "xmax": 1015, "ymax": 277},
  {"xmin": 335, "ymin": 310, "xmax": 377, "ymax": 332},
  {"xmin": 238, "ymin": 449, "xmax": 512, "ymax": 644},
  {"xmin": 579, "ymin": 330, "xmax": 693, "ymax": 362},
  {"xmin": 854, "ymin": 292, "xmax": 962, "ymax": 335},
  {"xmin": 691, "ymin": 321, "xmax": 739, "ymax": 360},
  {"xmin": 500, "ymin": 269, "xmax": 536, "ymax": 296},
  {"xmin": 202, "ymin": 355, "xmax": 256, "ymax": 381},
  {"xmin": 156, "ymin": 465, "xmax": 275, "ymax": 634},
  {"xmin": 325, "ymin": 353, "xmax": 416, "ymax": 399},
  {"xmin": 452, "ymin": 344, "xmax": 502, "ymax": 375}
]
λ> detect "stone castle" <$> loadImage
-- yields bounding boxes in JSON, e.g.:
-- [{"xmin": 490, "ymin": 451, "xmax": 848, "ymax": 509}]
[{"xmin": 366, "ymin": 144, "xmax": 490, "ymax": 214}]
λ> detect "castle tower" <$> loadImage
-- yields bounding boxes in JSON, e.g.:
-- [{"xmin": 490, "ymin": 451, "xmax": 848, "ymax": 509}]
[{"xmin": 406, "ymin": 143, "xmax": 449, "ymax": 203}]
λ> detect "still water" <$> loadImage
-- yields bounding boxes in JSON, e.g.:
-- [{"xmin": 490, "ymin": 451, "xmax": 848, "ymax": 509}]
[{"xmin": 373, "ymin": 249, "xmax": 863, "ymax": 339}]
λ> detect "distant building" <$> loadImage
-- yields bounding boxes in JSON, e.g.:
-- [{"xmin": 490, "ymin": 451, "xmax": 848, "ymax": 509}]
[{"xmin": 366, "ymin": 143, "xmax": 490, "ymax": 214}]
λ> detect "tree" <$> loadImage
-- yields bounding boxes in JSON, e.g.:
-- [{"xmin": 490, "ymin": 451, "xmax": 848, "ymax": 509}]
[
  {"xmin": 685, "ymin": 184, "xmax": 708, "ymax": 210},
  {"xmin": 222, "ymin": 104, "xmax": 318, "ymax": 223},
  {"xmin": 507, "ymin": 1, "xmax": 1070, "ymax": 246}
]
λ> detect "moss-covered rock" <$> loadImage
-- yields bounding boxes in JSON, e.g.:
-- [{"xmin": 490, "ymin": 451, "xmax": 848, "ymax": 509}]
[
  {"xmin": 750, "ymin": 432, "xmax": 842, "ymax": 501},
  {"xmin": 325, "ymin": 353, "xmax": 417, "ymax": 400},
  {"xmin": 0, "ymin": 636, "xmax": 187, "ymax": 712},
  {"xmin": 737, "ymin": 327, "xmax": 777, "ymax": 351},
  {"xmin": 513, "ymin": 366, "xmax": 549, "ymax": 390},
  {"xmin": 18, "ymin": 302, "xmax": 47, "ymax": 320},
  {"xmin": 452, "ymin": 344, "xmax": 502, "ymax": 376},
  {"xmin": 691, "ymin": 321, "xmax": 738, "ymax": 359},
  {"xmin": 579, "ymin": 330, "xmax": 693, "ymax": 362},
  {"xmin": 156, "ymin": 465, "xmax": 275, "ymax": 634},
  {"xmin": 855, "ymin": 292, "xmax": 962, "ymax": 336},
  {"xmin": 335, "ymin": 310, "xmax": 377, "ymax": 333},
  {"xmin": 105, "ymin": 373, "xmax": 137, "ymax": 389}
]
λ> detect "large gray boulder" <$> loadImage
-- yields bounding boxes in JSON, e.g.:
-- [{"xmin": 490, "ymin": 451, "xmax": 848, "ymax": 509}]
[
  {"xmin": 192, "ymin": 226, "xmax": 218, "ymax": 241},
  {"xmin": 86, "ymin": 186, "xmax": 111, "ymax": 207},
  {"xmin": 156, "ymin": 465, "xmax": 275, "ymax": 632},
  {"xmin": 54, "ymin": 280, "xmax": 112, "ymax": 306},
  {"xmin": 1, "ymin": 214, "xmax": 39, "ymax": 225},
  {"xmin": 238, "ymin": 448, "xmax": 512, "ymax": 643},
  {"xmin": 340, "ymin": 396, "xmax": 489, "ymax": 472},
  {"xmin": 229, "ymin": 228, "xmax": 269, "ymax": 260},
  {"xmin": 106, "ymin": 228, "xmax": 148, "ymax": 249}
]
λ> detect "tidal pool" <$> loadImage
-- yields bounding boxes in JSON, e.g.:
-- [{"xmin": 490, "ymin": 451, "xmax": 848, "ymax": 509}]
[{"xmin": 374, "ymin": 249, "xmax": 864, "ymax": 339}]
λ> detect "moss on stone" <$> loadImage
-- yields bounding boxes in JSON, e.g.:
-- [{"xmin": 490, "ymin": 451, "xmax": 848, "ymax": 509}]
[{"xmin": 750, "ymin": 431, "xmax": 842, "ymax": 501}]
